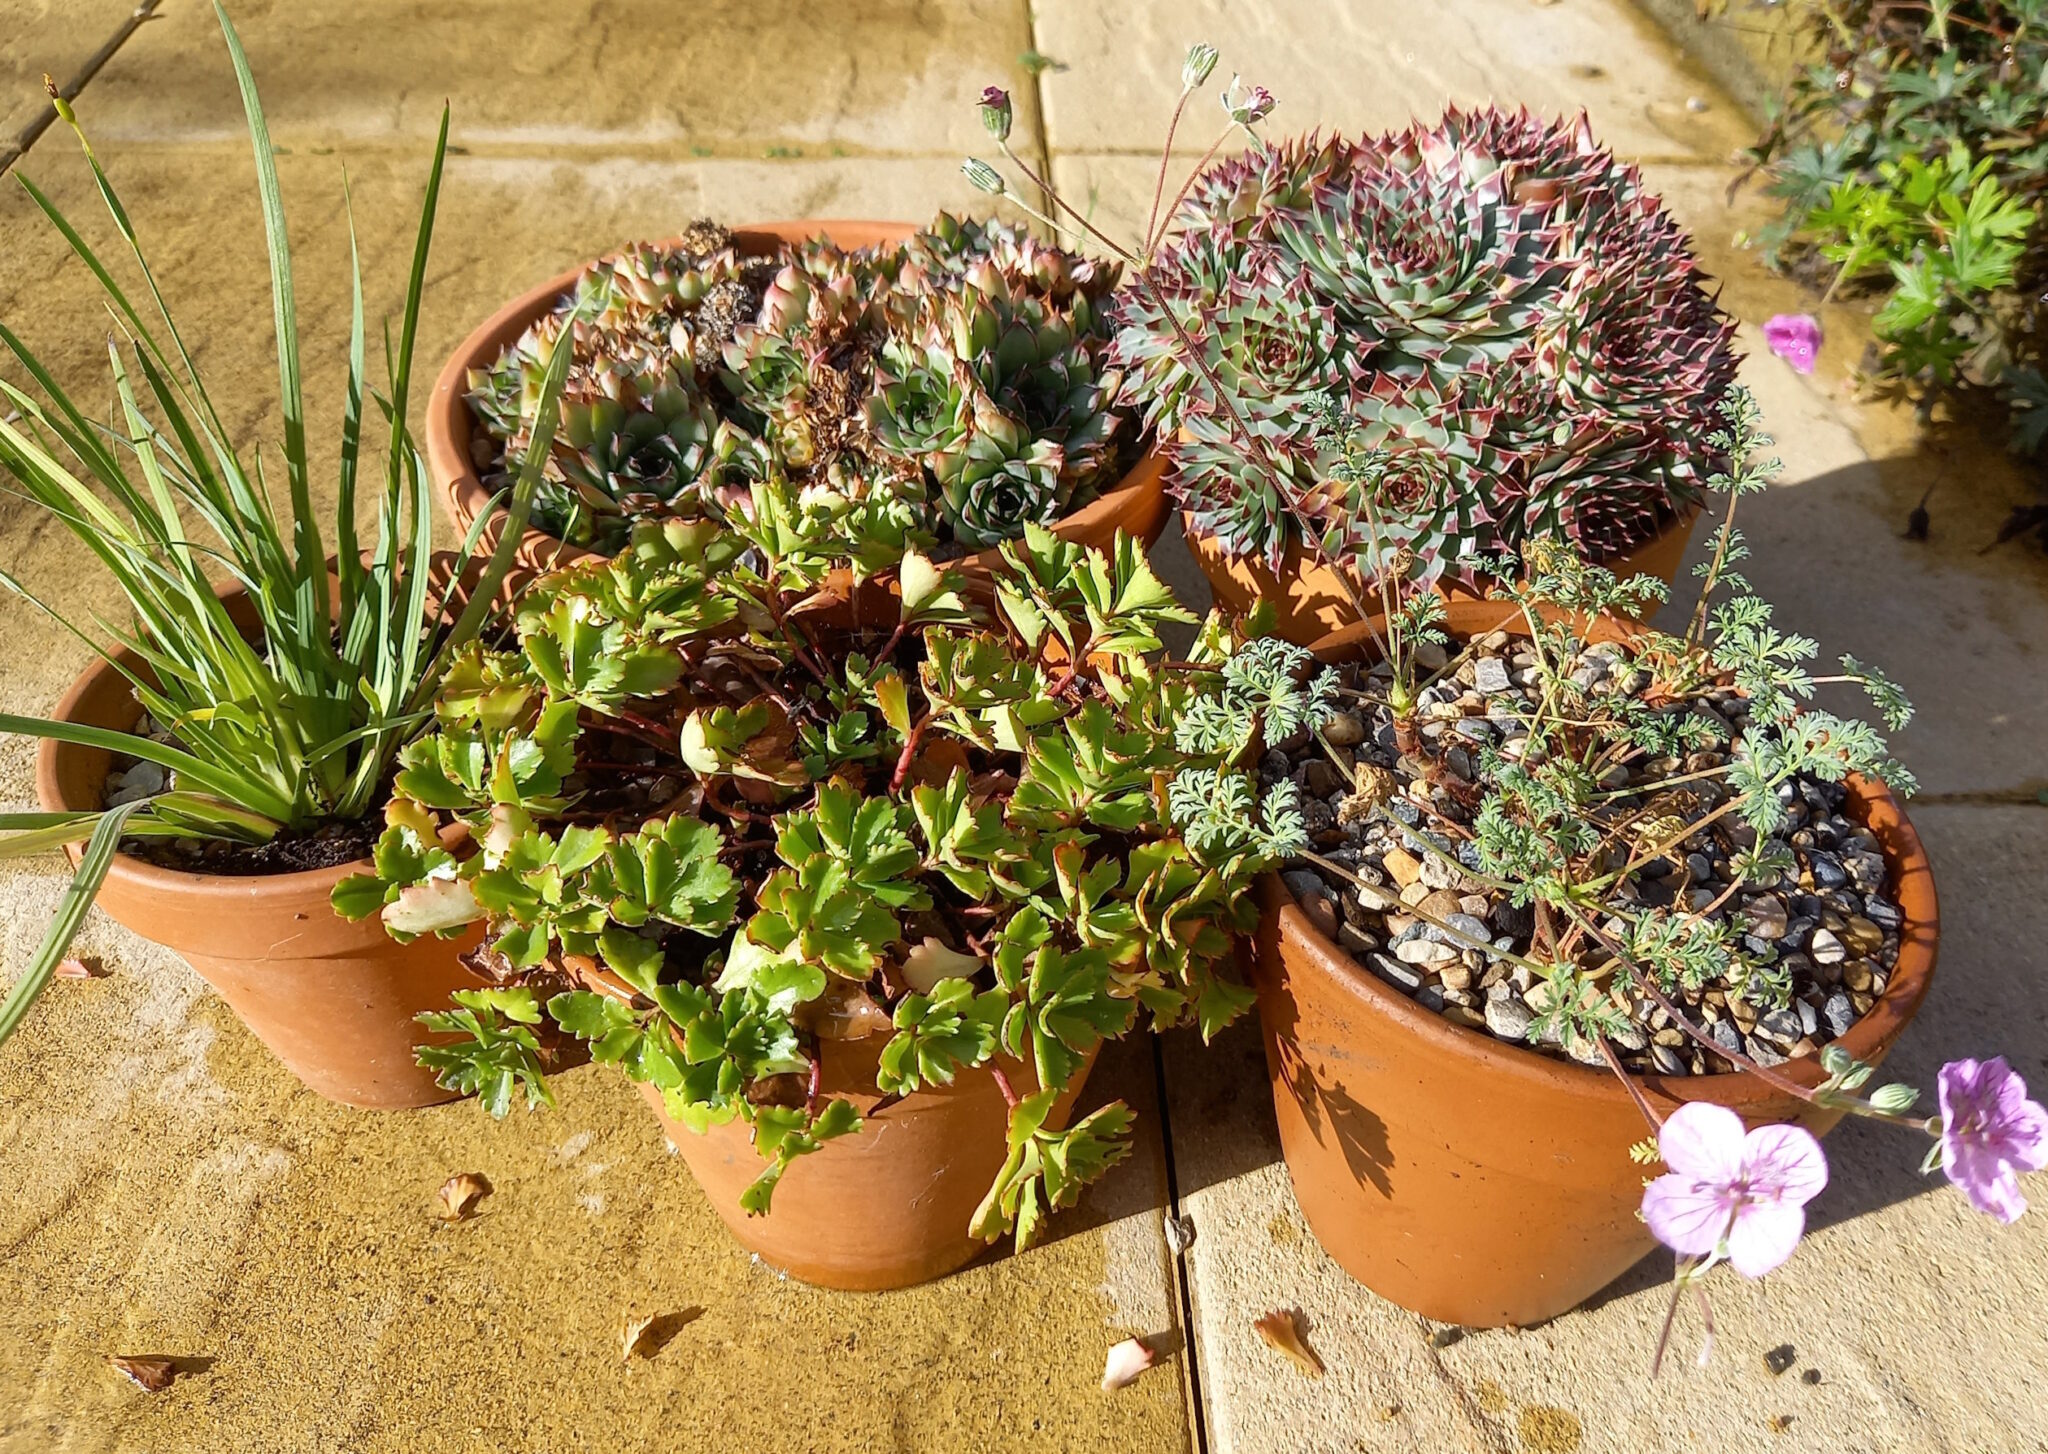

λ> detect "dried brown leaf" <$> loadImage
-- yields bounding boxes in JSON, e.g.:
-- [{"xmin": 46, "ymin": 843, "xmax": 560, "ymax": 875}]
[
  {"xmin": 109, "ymin": 1356, "xmax": 176, "ymax": 1392},
  {"xmin": 1100, "ymin": 1337, "xmax": 1157, "ymax": 1391},
  {"xmin": 1254, "ymin": 1309, "xmax": 1324, "ymax": 1378},
  {"xmin": 622, "ymin": 1307, "xmax": 703, "ymax": 1362},
  {"xmin": 796, "ymin": 979, "xmax": 894, "ymax": 1041},
  {"xmin": 436, "ymin": 1172, "xmax": 492, "ymax": 1221}
]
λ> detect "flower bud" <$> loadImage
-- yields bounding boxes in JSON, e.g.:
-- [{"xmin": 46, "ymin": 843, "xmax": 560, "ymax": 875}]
[
  {"xmin": 43, "ymin": 74, "xmax": 75, "ymax": 126},
  {"xmin": 961, "ymin": 158, "xmax": 1006, "ymax": 196},
  {"xmin": 978, "ymin": 85, "xmax": 1013, "ymax": 142},
  {"xmin": 1221, "ymin": 75, "xmax": 1276, "ymax": 126},
  {"xmin": 1182, "ymin": 43, "xmax": 1219, "ymax": 90},
  {"xmin": 1869, "ymin": 1082, "xmax": 1921, "ymax": 1114}
]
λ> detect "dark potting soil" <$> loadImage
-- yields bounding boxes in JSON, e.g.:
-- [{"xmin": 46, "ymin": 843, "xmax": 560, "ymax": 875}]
[{"xmin": 122, "ymin": 814, "xmax": 382, "ymax": 876}]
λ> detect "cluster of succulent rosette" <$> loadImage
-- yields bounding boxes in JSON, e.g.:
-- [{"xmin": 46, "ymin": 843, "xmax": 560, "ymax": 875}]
[
  {"xmin": 1109, "ymin": 109, "xmax": 1740, "ymax": 584},
  {"xmin": 332, "ymin": 510, "xmax": 1313, "ymax": 1246},
  {"xmin": 468, "ymin": 214, "xmax": 1133, "ymax": 557}
]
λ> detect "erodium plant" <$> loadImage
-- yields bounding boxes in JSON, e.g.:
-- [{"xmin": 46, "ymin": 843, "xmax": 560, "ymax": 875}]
[
  {"xmin": 468, "ymin": 212, "xmax": 1133, "ymax": 556},
  {"xmin": 1257, "ymin": 384, "xmax": 2041, "ymax": 1370},
  {"xmin": 333, "ymin": 508, "xmax": 1320, "ymax": 1247}
]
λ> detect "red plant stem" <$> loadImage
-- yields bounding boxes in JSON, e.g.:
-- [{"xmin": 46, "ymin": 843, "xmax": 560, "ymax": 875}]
[
  {"xmin": 1561, "ymin": 901, "xmax": 1825, "ymax": 1101},
  {"xmin": 1596, "ymin": 1031, "xmax": 1666, "ymax": 1131},
  {"xmin": 618, "ymin": 708, "xmax": 673, "ymax": 741},
  {"xmin": 988, "ymin": 1062, "xmax": 1021, "ymax": 1110},
  {"xmin": 1144, "ymin": 89, "xmax": 1195, "ymax": 250},
  {"xmin": 805, "ymin": 1056, "xmax": 822, "ymax": 1117},
  {"xmin": 888, "ymin": 713, "xmax": 935, "ymax": 794},
  {"xmin": 872, "ymin": 618, "xmax": 912, "ymax": 667},
  {"xmin": 1145, "ymin": 126, "xmax": 1235, "ymax": 255}
]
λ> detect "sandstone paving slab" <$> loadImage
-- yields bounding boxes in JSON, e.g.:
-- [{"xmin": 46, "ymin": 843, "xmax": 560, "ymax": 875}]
[
  {"xmin": 0, "ymin": 925, "xmax": 1190, "ymax": 1454},
  {"xmin": 1160, "ymin": 802, "xmax": 2048, "ymax": 1454},
  {"xmin": 1030, "ymin": 0, "xmax": 1753, "ymax": 163},
  {"xmin": 1, "ymin": 0, "xmax": 148, "ymax": 146},
  {"xmin": 39, "ymin": 0, "xmax": 1039, "ymax": 158}
]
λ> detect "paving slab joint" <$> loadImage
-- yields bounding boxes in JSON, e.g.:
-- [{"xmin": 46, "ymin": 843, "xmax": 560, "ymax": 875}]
[{"xmin": 1, "ymin": 0, "xmax": 165, "ymax": 178}]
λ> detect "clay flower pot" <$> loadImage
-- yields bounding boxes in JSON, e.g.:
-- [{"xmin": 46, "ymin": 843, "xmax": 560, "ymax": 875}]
[
  {"xmin": 34, "ymin": 590, "xmax": 486, "ymax": 1111},
  {"xmin": 1250, "ymin": 603, "xmax": 1938, "ymax": 1327},
  {"xmin": 642, "ymin": 1041, "xmax": 1098, "ymax": 1291},
  {"xmin": 424, "ymin": 219, "xmax": 1170, "ymax": 582},
  {"xmin": 1183, "ymin": 509, "xmax": 1700, "ymax": 647},
  {"xmin": 563, "ymin": 961, "xmax": 1096, "ymax": 1291}
]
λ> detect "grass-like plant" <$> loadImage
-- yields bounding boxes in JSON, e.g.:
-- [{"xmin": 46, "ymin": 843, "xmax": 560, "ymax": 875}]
[{"xmin": 0, "ymin": 2, "xmax": 571, "ymax": 1044}]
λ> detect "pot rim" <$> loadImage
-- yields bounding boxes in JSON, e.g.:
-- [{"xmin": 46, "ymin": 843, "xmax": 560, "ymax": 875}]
[
  {"xmin": 424, "ymin": 219, "xmax": 1167, "ymax": 569},
  {"xmin": 1181, "ymin": 502, "xmax": 1703, "ymax": 584},
  {"xmin": 1272, "ymin": 606, "xmax": 1939, "ymax": 1102},
  {"xmin": 30, "ymin": 563, "xmax": 475, "ymax": 902},
  {"xmin": 35, "ymin": 645, "xmax": 387, "ymax": 898}
]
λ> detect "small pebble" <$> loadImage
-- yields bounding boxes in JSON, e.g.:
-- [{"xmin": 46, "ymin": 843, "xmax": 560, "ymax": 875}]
[
  {"xmin": 1484, "ymin": 997, "xmax": 1535, "ymax": 1042},
  {"xmin": 1322, "ymin": 712, "xmax": 1365, "ymax": 747}
]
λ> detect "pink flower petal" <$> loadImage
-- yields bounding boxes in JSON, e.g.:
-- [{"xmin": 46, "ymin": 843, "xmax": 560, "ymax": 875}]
[
  {"xmin": 1658, "ymin": 1102, "xmax": 1747, "ymax": 1181},
  {"xmin": 1725, "ymin": 1200, "xmax": 1806, "ymax": 1277},
  {"xmin": 1641, "ymin": 1173, "xmax": 1730, "ymax": 1258},
  {"xmin": 1762, "ymin": 313, "xmax": 1822, "ymax": 375},
  {"xmin": 1743, "ymin": 1123, "xmax": 1829, "ymax": 1207},
  {"xmin": 1944, "ymin": 1139, "xmax": 2030, "ymax": 1224}
]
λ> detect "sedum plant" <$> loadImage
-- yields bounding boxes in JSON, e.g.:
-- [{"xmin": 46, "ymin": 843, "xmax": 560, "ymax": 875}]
[
  {"xmin": 1109, "ymin": 108, "xmax": 1738, "ymax": 584},
  {"xmin": 468, "ymin": 212, "xmax": 1134, "ymax": 558},
  {"xmin": 332, "ymin": 513, "xmax": 1307, "ymax": 1248},
  {"xmin": 0, "ymin": 4, "xmax": 570, "ymax": 1045}
]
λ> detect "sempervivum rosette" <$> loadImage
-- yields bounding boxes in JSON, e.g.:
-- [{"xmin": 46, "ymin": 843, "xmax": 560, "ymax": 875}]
[
  {"xmin": 1112, "ymin": 107, "xmax": 1739, "ymax": 584},
  {"xmin": 468, "ymin": 225, "xmax": 774, "ymax": 553},
  {"xmin": 468, "ymin": 213, "xmax": 1138, "ymax": 558}
]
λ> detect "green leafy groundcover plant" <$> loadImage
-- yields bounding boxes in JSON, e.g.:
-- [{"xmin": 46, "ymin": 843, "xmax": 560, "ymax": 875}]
[
  {"xmin": 334, "ymin": 512, "xmax": 1316, "ymax": 1248},
  {"xmin": 1747, "ymin": 0, "xmax": 2047, "ymax": 458},
  {"xmin": 0, "ymin": 2, "xmax": 568, "ymax": 1045}
]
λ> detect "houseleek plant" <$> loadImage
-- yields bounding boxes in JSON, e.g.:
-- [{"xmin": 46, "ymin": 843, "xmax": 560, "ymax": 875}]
[{"xmin": 0, "ymin": 2, "xmax": 573, "ymax": 1044}]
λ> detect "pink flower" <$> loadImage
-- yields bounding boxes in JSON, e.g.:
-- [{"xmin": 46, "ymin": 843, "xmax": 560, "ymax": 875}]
[
  {"xmin": 1221, "ymin": 76, "xmax": 1276, "ymax": 126},
  {"xmin": 1762, "ymin": 313, "xmax": 1821, "ymax": 374},
  {"xmin": 1937, "ymin": 1057, "xmax": 2048, "ymax": 1224},
  {"xmin": 1641, "ymin": 1102, "xmax": 1828, "ymax": 1277},
  {"xmin": 978, "ymin": 86, "xmax": 1012, "ymax": 142}
]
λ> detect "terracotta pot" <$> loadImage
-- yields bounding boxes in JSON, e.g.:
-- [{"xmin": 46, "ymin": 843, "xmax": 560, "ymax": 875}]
[
  {"xmin": 34, "ymin": 588, "xmax": 487, "ymax": 1110},
  {"xmin": 1183, "ymin": 508, "xmax": 1700, "ymax": 646},
  {"xmin": 1251, "ymin": 604, "xmax": 1938, "ymax": 1327},
  {"xmin": 635, "ymin": 1031, "xmax": 1099, "ymax": 1292},
  {"xmin": 424, "ymin": 219, "xmax": 1170, "ymax": 584}
]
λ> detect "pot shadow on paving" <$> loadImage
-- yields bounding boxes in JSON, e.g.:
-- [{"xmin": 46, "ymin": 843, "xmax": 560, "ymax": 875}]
[{"xmin": 1160, "ymin": 1017, "xmax": 1289, "ymax": 1200}]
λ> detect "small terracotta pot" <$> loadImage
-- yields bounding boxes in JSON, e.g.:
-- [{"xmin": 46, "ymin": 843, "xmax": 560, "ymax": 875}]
[
  {"xmin": 424, "ymin": 220, "xmax": 1170, "ymax": 584},
  {"xmin": 34, "ymin": 586, "xmax": 486, "ymax": 1110},
  {"xmin": 1251, "ymin": 603, "xmax": 1938, "ymax": 1327},
  {"xmin": 1183, "ymin": 509, "xmax": 1700, "ymax": 646},
  {"xmin": 564, "ymin": 956, "xmax": 1098, "ymax": 1290},
  {"xmin": 639, "ymin": 1038, "xmax": 1097, "ymax": 1291}
]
